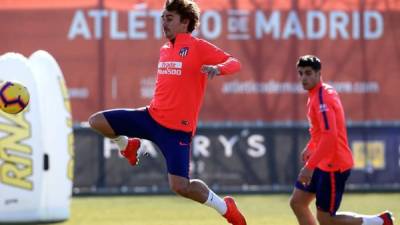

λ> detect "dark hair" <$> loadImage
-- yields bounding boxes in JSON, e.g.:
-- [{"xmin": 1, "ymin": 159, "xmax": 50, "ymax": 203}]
[
  {"xmin": 165, "ymin": 0, "xmax": 200, "ymax": 33},
  {"xmin": 296, "ymin": 55, "xmax": 321, "ymax": 71}
]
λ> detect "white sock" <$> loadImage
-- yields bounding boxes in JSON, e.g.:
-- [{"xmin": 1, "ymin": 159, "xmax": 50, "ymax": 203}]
[
  {"xmin": 204, "ymin": 190, "xmax": 227, "ymax": 215},
  {"xmin": 362, "ymin": 216, "xmax": 384, "ymax": 225},
  {"xmin": 112, "ymin": 136, "xmax": 128, "ymax": 150}
]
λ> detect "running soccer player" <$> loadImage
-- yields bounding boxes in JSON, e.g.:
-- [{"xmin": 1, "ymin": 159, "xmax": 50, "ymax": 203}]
[
  {"xmin": 88, "ymin": 0, "xmax": 246, "ymax": 224},
  {"xmin": 290, "ymin": 55, "xmax": 394, "ymax": 225}
]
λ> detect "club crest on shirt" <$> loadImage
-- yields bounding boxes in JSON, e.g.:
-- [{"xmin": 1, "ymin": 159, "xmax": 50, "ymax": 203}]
[
  {"xmin": 179, "ymin": 47, "xmax": 189, "ymax": 57},
  {"xmin": 319, "ymin": 103, "xmax": 329, "ymax": 112}
]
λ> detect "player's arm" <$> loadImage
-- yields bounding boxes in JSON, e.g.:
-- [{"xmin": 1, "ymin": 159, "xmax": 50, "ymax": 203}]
[
  {"xmin": 197, "ymin": 39, "xmax": 241, "ymax": 79},
  {"xmin": 297, "ymin": 130, "xmax": 317, "ymax": 184},
  {"xmin": 302, "ymin": 137, "xmax": 316, "ymax": 163},
  {"xmin": 201, "ymin": 57, "xmax": 241, "ymax": 79},
  {"xmin": 305, "ymin": 97, "xmax": 339, "ymax": 170}
]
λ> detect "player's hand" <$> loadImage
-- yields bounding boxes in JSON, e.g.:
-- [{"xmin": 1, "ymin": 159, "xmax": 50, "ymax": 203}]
[
  {"xmin": 201, "ymin": 65, "xmax": 220, "ymax": 79},
  {"xmin": 298, "ymin": 166, "xmax": 313, "ymax": 186},
  {"xmin": 301, "ymin": 148, "xmax": 311, "ymax": 163}
]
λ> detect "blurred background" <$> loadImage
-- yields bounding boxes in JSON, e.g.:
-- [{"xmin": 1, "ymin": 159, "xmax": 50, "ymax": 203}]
[{"xmin": 1, "ymin": 0, "xmax": 399, "ymax": 196}]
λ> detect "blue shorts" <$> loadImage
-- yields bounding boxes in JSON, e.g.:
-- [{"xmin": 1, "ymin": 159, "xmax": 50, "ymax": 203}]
[
  {"xmin": 295, "ymin": 168, "xmax": 351, "ymax": 215},
  {"xmin": 102, "ymin": 107, "xmax": 192, "ymax": 178}
]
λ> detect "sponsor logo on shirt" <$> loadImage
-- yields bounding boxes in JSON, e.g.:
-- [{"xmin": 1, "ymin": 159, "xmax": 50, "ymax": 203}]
[
  {"xmin": 179, "ymin": 47, "xmax": 189, "ymax": 57},
  {"xmin": 158, "ymin": 61, "xmax": 182, "ymax": 75}
]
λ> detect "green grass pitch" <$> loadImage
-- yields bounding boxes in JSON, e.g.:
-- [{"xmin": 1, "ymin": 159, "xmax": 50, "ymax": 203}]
[{"xmin": 60, "ymin": 193, "xmax": 399, "ymax": 225}]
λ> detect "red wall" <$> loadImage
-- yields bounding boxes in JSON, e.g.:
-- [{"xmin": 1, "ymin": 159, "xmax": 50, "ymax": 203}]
[{"xmin": 1, "ymin": 0, "xmax": 399, "ymax": 123}]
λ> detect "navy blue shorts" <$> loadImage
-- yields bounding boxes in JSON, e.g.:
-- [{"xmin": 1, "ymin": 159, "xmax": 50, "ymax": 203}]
[
  {"xmin": 102, "ymin": 107, "xmax": 192, "ymax": 178},
  {"xmin": 295, "ymin": 168, "xmax": 351, "ymax": 215}
]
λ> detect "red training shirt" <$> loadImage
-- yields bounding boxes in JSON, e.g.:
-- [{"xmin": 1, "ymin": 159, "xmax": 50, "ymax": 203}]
[
  {"xmin": 304, "ymin": 82, "xmax": 354, "ymax": 172},
  {"xmin": 148, "ymin": 33, "xmax": 241, "ymax": 133}
]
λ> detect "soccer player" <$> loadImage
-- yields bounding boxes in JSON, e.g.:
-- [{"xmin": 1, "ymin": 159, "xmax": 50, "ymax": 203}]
[
  {"xmin": 88, "ymin": 0, "xmax": 246, "ymax": 224},
  {"xmin": 289, "ymin": 55, "xmax": 394, "ymax": 225}
]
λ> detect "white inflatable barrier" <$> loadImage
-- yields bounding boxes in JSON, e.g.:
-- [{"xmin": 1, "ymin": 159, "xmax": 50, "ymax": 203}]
[{"xmin": 0, "ymin": 51, "xmax": 74, "ymax": 223}]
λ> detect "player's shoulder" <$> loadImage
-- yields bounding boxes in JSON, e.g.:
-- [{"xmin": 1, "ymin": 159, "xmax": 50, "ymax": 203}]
[
  {"xmin": 186, "ymin": 35, "xmax": 201, "ymax": 46},
  {"xmin": 161, "ymin": 42, "xmax": 170, "ymax": 47},
  {"xmin": 193, "ymin": 36, "xmax": 207, "ymax": 43},
  {"xmin": 322, "ymin": 83, "xmax": 337, "ymax": 96},
  {"xmin": 193, "ymin": 36, "xmax": 217, "ymax": 48},
  {"xmin": 320, "ymin": 83, "xmax": 340, "ymax": 103},
  {"xmin": 160, "ymin": 42, "xmax": 171, "ymax": 50}
]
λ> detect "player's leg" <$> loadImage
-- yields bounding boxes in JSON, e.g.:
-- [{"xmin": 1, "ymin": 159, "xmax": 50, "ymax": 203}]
[
  {"xmin": 88, "ymin": 110, "xmax": 118, "ymax": 138},
  {"xmin": 158, "ymin": 131, "xmax": 214, "ymax": 203},
  {"xmin": 313, "ymin": 169, "xmax": 352, "ymax": 225},
  {"xmin": 157, "ymin": 129, "xmax": 219, "ymax": 203},
  {"xmin": 168, "ymin": 174, "xmax": 211, "ymax": 202},
  {"xmin": 290, "ymin": 169, "xmax": 319, "ymax": 225},
  {"xmin": 163, "ymin": 141, "xmax": 223, "ymax": 206},
  {"xmin": 290, "ymin": 188, "xmax": 317, "ymax": 225},
  {"xmin": 315, "ymin": 170, "xmax": 394, "ymax": 225},
  {"xmin": 317, "ymin": 210, "xmax": 395, "ymax": 225},
  {"xmin": 317, "ymin": 210, "xmax": 362, "ymax": 225},
  {"xmin": 88, "ymin": 107, "xmax": 152, "ymax": 165},
  {"xmin": 89, "ymin": 107, "xmax": 154, "ymax": 138},
  {"xmin": 168, "ymin": 174, "xmax": 246, "ymax": 225},
  {"xmin": 155, "ymin": 128, "xmax": 246, "ymax": 225}
]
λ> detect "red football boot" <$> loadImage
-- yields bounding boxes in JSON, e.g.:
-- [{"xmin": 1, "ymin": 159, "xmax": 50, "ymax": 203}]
[
  {"xmin": 379, "ymin": 211, "xmax": 394, "ymax": 225},
  {"xmin": 223, "ymin": 196, "xmax": 247, "ymax": 225},
  {"xmin": 120, "ymin": 138, "xmax": 141, "ymax": 166}
]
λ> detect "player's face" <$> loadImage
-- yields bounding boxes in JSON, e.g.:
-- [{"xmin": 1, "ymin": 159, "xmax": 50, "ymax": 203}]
[
  {"xmin": 298, "ymin": 66, "xmax": 321, "ymax": 90},
  {"xmin": 161, "ymin": 10, "xmax": 189, "ymax": 40}
]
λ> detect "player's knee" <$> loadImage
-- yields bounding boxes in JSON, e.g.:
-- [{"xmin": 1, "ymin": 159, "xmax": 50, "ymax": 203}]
[
  {"xmin": 88, "ymin": 113, "xmax": 101, "ymax": 130},
  {"xmin": 88, "ymin": 112, "xmax": 115, "ymax": 137},
  {"xmin": 317, "ymin": 211, "xmax": 333, "ymax": 225},
  {"xmin": 89, "ymin": 113, "xmax": 107, "ymax": 131},
  {"xmin": 170, "ymin": 181, "xmax": 190, "ymax": 197},
  {"xmin": 289, "ymin": 196, "xmax": 303, "ymax": 211}
]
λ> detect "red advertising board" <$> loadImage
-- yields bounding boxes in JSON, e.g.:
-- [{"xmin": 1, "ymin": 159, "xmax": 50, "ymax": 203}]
[{"xmin": 1, "ymin": 0, "xmax": 399, "ymax": 123}]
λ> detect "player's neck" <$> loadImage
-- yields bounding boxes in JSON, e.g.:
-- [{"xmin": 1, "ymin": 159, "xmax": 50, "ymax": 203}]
[{"xmin": 169, "ymin": 33, "xmax": 190, "ymax": 44}]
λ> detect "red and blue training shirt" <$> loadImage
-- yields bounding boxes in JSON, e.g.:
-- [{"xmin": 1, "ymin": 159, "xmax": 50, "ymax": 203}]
[
  {"xmin": 148, "ymin": 33, "xmax": 241, "ymax": 133},
  {"xmin": 304, "ymin": 82, "xmax": 354, "ymax": 172}
]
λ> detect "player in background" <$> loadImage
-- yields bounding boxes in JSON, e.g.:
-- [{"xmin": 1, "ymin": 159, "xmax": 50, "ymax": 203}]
[
  {"xmin": 289, "ymin": 55, "xmax": 394, "ymax": 225},
  {"xmin": 88, "ymin": 0, "xmax": 246, "ymax": 224}
]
